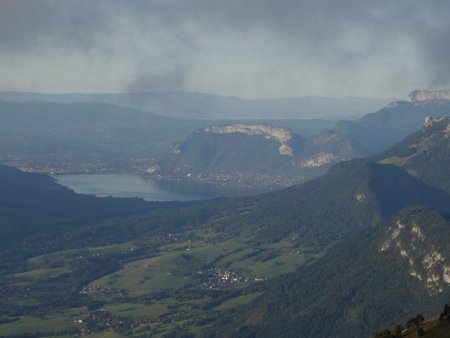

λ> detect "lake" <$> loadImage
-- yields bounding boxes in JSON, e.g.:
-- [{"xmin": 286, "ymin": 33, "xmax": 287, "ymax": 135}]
[{"xmin": 55, "ymin": 174, "xmax": 265, "ymax": 201}]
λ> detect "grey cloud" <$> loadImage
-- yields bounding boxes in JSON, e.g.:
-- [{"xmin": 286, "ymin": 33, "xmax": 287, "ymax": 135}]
[
  {"xmin": 127, "ymin": 65, "xmax": 190, "ymax": 93},
  {"xmin": 0, "ymin": 0, "xmax": 108, "ymax": 52},
  {"xmin": 410, "ymin": 1, "xmax": 450, "ymax": 88},
  {"xmin": 1, "ymin": 0, "xmax": 450, "ymax": 96}
]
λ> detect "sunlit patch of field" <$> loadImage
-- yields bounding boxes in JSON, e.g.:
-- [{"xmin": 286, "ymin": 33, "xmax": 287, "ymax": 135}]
[
  {"xmin": 105, "ymin": 302, "xmax": 170, "ymax": 320},
  {"xmin": 13, "ymin": 267, "xmax": 69, "ymax": 280},
  {"xmin": 27, "ymin": 241, "xmax": 141, "ymax": 268},
  {"xmin": 214, "ymin": 292, "xmax": 264, "ymax": 310},
  {"xmin": 90, "ymin": 251, "xmax": 191, "ymax": 296},
  {"xmin": 0, "ymin": 307, "xmax": 87, "ymax": 336}
]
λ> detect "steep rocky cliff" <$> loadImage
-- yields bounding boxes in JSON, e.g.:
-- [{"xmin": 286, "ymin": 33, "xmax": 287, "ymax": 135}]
[
  {"xmin": 409, "ymin": 89, "xmax": 450, "ymax": 102},
  {"xmin": 204, "ymin": 124, "xmax": 295, "ymax": 156}
]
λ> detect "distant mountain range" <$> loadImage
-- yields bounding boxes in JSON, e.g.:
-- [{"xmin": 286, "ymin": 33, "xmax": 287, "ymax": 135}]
[
  {"xmin": 0, "ymin": 90, "xmax": 449, "ymax": 191},
  {"xmin": 0, "ymin": 91, "xmax": 392, "ymax": 119},
  {"xmin": 154, "ymin": 98, "xmax": 450, "ymax": 187},
  {"xmin": 335, "ymin": 99, "xmax": 450, "ymax": 154},
  {"xmin": 1, "ymin": 93, "xmax": 449, "ymax": 187},
  {"xmin": 0, "ymin": 100, "xmax": 212, "ymax": 173},
  {"xmin": 0, "ymin": 100, "xmax": 339, "ymax": 176}
]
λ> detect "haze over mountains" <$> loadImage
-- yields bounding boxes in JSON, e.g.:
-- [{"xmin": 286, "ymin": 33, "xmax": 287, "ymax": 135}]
[
  {"xmin": 335, "ymin": 99, "xmax": 450, "ymax": 154},
  {"xmin": 1, "ymin": 110, "xmax": 450, "ymax": 336},
  {"xmin": 0, "ymin": 91, "xmax": 391, "ymax": 120},
  {"xmin": 0, "ymin": 100, "xmax": 212, "ymax": 174},
  {"xmin": 1, "ymin": 90, "xmax": 449, "ymax": 190},
  {"xmin": 0, "ymin": 100, "xmax": 335, "ymax": 179},
  {"xmin": 154, "ymin": 94, "xmax": 450, "ymax": 186}
]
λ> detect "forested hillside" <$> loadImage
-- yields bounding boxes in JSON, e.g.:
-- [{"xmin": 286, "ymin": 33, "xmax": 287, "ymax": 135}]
[{"xmin": 2, "ymin": 115, "xmax": 450, "ymax": 337}]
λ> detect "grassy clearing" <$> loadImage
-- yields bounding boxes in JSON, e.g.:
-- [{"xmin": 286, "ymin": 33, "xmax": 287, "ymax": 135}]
[
  {"xmin": 96, "ymin": 268, "xmax": 188, "ymax": 297},
  {"xmin": 13, "ymin": 267, "xmax": 69, "ymax": 280},
  {"xmin": 27, "ymin": 241, "xmax": 140, "ymax": 267},
  {"xmin": 189, "ymin": 245, "xmax": 224, "ymax": 261},
  {"xmin": 216, "ymin": 247, "xmax": 254, "ymax": 266},
  {"xmin": 246, "ymin": 253, "xmax": 305, "ymax": 277},
  {"xmin": 0, "ymin": 314, "xmax": 75, "ymax": 336},
  {"xmin": 215, "ymin": 292, "xmax": 263, "ymax": 310},
  {"xmin": 246, "ymin": 259, "xmax": 290, "ymax": 277},
  {"xmin": 91, "ymin": 251, "xmax": 191, "ymax": 296},
  {"xmin": 107, "ymin": 302, "xmax": 170, "ymax": 320}
]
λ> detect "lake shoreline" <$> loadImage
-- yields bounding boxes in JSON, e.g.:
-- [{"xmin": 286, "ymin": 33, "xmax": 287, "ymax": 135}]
[{"xmin": 54, "ymin": 174, "xmax": 265, "ymax": 202}]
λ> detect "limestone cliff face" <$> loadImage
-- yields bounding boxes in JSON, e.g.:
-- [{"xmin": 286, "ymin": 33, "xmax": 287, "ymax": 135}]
[
  {"xmin": 380, "ymin": 210, "xmax": 450, "ymax": 296},
  {"xmin": 423, "ymin": 115, "xmax": 450, "ymax": 129},
  {"xmin": 204, "ymin": 124, "xmax": 292, "ymax": 143},
  {"xmin": 409, "ymin": 89, "xmax": 450, "ymax": 102},
  {"xmin": 204, "ymin": 124, "xmax": 294, "ymax": 156},
  {"xmin": 300, "ymin": 152, "xmax": 338, "ymax": 168}
]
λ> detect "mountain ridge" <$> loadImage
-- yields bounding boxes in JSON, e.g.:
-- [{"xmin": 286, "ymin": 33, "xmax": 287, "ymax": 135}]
[
  {"xmin": 334, "ymin": 99, "xmax": 450, "ymax": 154},
  {"xmin": 374, "ymin": 116, "xmax": 450, "ymax": 194},
  {"xmin": 0, "ymin": 91, "xmax": 391, "ymax": 120}
]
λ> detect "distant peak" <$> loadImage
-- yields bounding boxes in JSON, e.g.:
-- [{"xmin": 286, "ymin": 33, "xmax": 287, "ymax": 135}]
[{"xmin": 409, "ymin": 89, "xmax": 450, "ymax": 102}]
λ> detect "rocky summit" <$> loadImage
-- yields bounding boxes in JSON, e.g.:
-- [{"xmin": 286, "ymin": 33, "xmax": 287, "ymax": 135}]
[
  {"xmin": 204, "ymin": 124, "xmax": 295, "ymax": 155},
  {"xmin": 409, "ymin": 89, "xmax": 450, "ymax": 102}
]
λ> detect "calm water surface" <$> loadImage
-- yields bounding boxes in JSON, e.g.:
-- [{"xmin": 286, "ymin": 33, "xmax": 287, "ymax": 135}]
[{"xmin": 55, "ymin": 174, "xmax": 265, "ymax": 201}]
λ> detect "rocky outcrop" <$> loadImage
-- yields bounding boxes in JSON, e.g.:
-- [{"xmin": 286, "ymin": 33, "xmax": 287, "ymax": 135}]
[
  {"xmin": 423, "ymin": 116, "xmax": 450, "ymax": 138},
  {"xmin": 204, "ymin": 124, "xmax": 294, "ymax": 156},
  {"xmin": 409, "ymin": 89, "xmax": 450, "ymax": 102},
  {"xmin": 300, "ymin": 152, "xmax": 338, "ymax": 168},
  {"xmin": 204, "ymin": 124, "xmax": 292, "ymax": 143},
  {"xmin": 380, "ymin": 210, "xmax": 450, "ymax": 296},
  {"xmin": 423, "ymin": 115, "xmax": 449, "ymax": 128}
]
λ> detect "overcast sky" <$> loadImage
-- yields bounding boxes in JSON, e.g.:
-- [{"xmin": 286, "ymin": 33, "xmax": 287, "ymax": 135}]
[{"xmin": 0, "ymin": 0, "xmax": 449, "ymax": 99}]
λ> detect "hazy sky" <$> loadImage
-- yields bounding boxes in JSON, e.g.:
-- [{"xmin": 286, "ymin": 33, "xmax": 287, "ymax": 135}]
[{"xmin": 0, "ymin": 0, "xmax": 449, "ymax": 98}]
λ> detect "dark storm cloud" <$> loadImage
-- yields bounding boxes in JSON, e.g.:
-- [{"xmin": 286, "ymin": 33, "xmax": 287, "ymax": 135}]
[{"xmin": 1, "ymin": 0, "xmax": 449, "ymax": 96}]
